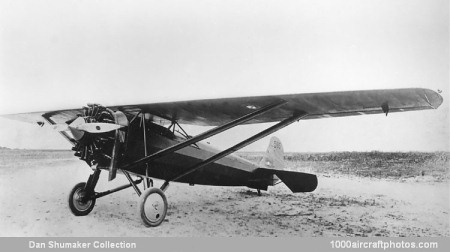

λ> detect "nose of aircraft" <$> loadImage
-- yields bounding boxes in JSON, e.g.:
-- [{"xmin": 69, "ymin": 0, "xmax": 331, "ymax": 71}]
[{"xmin": 54, "ymin": 116, "xmax": 124, "ymax": 140}]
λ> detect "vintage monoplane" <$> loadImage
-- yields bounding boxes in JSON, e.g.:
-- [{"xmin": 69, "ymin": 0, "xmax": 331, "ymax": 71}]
[{"xmin": 1, "ymin": 88, "xmax": 443, "ymax": 227}]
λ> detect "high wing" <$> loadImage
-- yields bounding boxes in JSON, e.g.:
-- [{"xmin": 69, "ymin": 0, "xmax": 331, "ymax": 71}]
[{"xmin": 2, "ymin": 88, "xmax": 443, "ymax": 126}]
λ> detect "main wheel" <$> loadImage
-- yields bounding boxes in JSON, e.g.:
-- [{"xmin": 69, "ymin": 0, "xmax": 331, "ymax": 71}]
[
  {"xmin": 139, "ymin": 188, "xmax": 168, "ymax": 227},
  {"xmin": 68, "ymin": 182, "xmax": 96, "ymax": 216}
]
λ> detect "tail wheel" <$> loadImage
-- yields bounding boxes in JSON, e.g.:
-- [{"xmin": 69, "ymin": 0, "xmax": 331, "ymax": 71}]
[
  {"xmin": 139, "ymin": 188, "xmax": 168, "ymax": 227},
  {"xmin": 71, "ymin": 104, "xmax": 116, "ymax": 167},
  {"xmin": 68, "ymin": 182, "xmax": 96, "ymax": 216}
]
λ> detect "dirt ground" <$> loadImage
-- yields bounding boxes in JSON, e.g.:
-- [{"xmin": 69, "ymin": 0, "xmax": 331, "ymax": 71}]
[{"xmin": 0, "ymin": 157, "xmax": 448, "ymax": 237}]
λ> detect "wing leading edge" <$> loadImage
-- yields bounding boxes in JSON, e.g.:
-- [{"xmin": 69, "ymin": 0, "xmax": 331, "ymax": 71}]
[{"xmin": 1, "ymin": 88, "xmax": 443, "ymax": 126}]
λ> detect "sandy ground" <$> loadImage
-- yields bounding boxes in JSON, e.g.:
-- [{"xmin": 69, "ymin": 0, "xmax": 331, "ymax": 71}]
[{"xmin": 0, "ymin": 158, "xmax": 448, "ymax": 237}]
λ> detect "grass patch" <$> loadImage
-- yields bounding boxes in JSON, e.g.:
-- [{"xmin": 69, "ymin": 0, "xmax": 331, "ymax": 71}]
[
  {"xmin": 0, "ymin": 149, "xmax": 76, "ymax": 169},
  {"xmin": 239, "ymin": 151, "xmax": 450, "ymax": 181}
]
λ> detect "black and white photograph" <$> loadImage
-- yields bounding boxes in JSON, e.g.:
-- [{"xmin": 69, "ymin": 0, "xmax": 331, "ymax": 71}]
[{"xmin": 0, "ymin": 0, "xmax": 448, "ymax": 239}]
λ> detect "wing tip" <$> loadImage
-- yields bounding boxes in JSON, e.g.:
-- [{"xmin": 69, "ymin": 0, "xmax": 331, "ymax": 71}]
[
  {"xmin": 0, "ymin": 112, "xmax": 46, "ymax": 124},
  {"xmin": 422, "ymin": 88, "xmax": 444, "ymax": 109}
]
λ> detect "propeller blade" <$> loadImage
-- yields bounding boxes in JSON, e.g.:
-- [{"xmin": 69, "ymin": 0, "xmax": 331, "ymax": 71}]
[
  {"xmin": 68, "ymin": 117, "xmax": 87, "ymax": 140},
  {"xmin": 52, "ymin": 124, "xmax": 69, "ymax": 131},
  {"xmin": 71, "ymin": 123, "xmax": 124, "ymax": 134},
  {"xmin": 59, "ymin": 115, "xmax": 124, "ymax": 140}
]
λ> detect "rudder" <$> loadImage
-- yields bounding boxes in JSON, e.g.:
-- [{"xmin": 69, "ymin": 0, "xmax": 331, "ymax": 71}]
[{"xmin": 259, "ymin": 136, "xmax": 285, "ymax": 169}]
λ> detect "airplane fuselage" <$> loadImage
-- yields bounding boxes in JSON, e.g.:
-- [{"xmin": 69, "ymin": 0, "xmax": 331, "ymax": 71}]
[{"xmin": 115, "ymin": 121, "xmax": 273, "ymax": 190}]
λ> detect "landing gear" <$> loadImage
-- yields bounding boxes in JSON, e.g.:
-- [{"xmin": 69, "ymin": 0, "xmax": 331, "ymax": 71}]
[
  {"xmin": 139, "ymin": 188, "xmax": 168, "ymax": 227},
  {"xmin": 68, "ymin": 169, "xmax": 145, "ymax": 221},
  {"xmin": 68, "ymin": 169, "xmax": 168, "ymax": 227},
  {"xmin": 68, "ymin": 182, "xmax": 96, "ymax": 216}
]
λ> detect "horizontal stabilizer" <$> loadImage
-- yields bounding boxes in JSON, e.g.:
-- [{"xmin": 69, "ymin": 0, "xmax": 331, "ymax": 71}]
[{"xmin": 255, "ymin": 168, "xmax": 318, "ymax": 193}]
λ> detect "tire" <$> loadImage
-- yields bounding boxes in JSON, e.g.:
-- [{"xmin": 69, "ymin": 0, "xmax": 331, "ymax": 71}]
[
  {"xmin": 68, "ymin": 182, "xmax": 96, "ymax": 216},
  {"xmin": 139, "ymin": 188, "xmax": 168, "ymax": 227}
]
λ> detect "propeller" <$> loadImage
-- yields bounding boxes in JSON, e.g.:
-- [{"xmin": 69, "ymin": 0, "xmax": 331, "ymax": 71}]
[
  {"xmin": 73, "ymin": 122, "xmax": 124, "ymax": 133},
  {"xmin": 56, "ymin": 104, "xmax": 127, "ymax": 168},
  {"xmin": 53, "ymin": 116, "xmax": 124, "ymax": 139}
]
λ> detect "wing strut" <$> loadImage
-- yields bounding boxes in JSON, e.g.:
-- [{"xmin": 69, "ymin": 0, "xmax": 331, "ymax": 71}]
[
  {"xmin": 121, "ymin": 100, "xmax": 288, "ymax": 171},
  {"xmin": 160, "ymin": 111, "xmax": 308, "ymax": 191}
]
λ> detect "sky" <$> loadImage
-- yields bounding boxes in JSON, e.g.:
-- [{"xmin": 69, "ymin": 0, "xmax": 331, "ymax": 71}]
[{"xmin": 0, "ymin": 0, "xmax": 448, "ymax": 152}]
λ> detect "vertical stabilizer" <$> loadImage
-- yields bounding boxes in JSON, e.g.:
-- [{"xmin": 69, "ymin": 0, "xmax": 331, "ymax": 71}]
[{"xmin": 258, "ymin": 136, "xmax": 285, "ymax": 169}]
